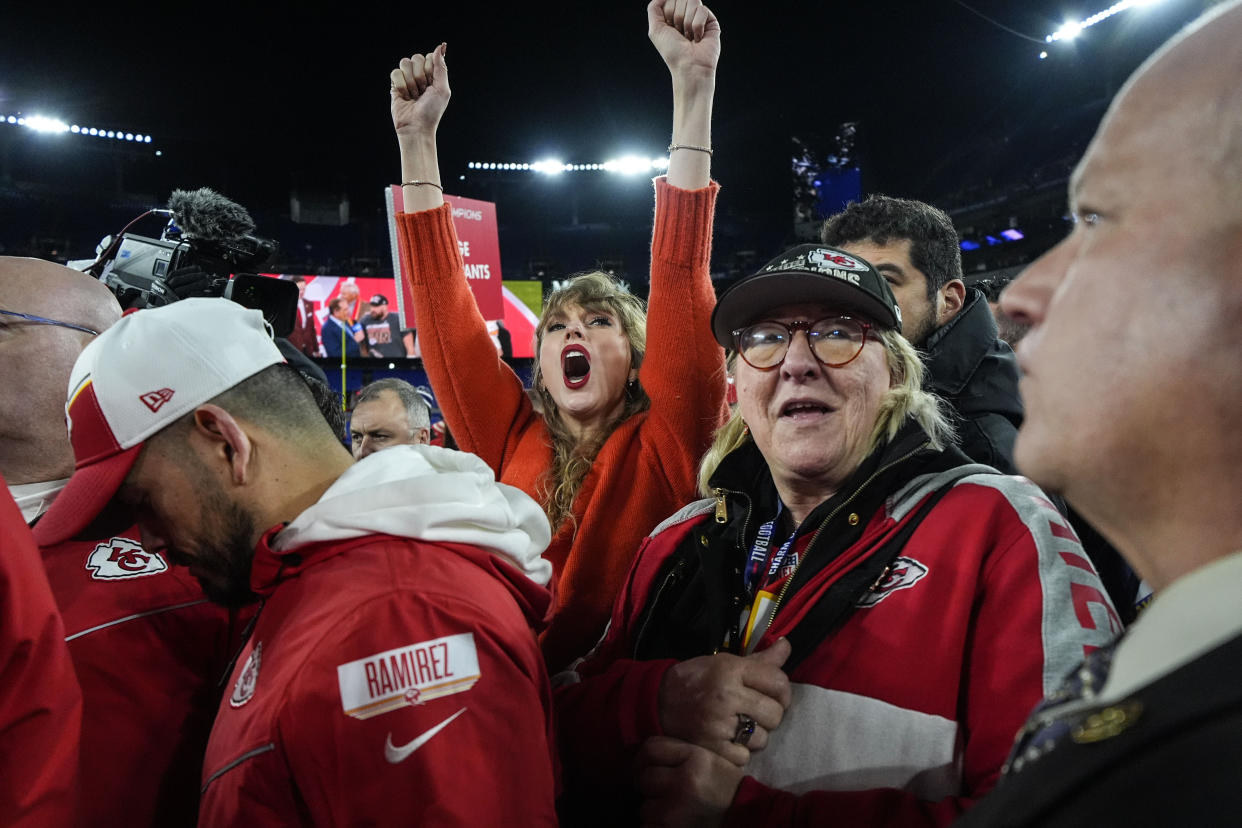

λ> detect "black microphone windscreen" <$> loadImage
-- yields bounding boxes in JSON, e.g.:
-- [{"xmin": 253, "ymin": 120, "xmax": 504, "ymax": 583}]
[{"xmin": 167, "ymin": 188, "xmax": 255, "ymax": 242}]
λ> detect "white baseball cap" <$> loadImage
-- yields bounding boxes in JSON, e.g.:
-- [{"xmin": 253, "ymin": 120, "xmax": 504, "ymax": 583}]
[{"xmin": 33, "ymin": 298, "xmax": 285, "ymax": 545}]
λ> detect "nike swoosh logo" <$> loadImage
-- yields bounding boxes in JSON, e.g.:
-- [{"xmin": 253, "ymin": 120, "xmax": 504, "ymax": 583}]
[{"xmin": 383, "ymin": 707, "xmax": 467, "ymax": 764}]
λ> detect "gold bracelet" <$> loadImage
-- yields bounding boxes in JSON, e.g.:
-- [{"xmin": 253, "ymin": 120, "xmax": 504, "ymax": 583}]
[
  {"xmin": 667, "ymin": 143, "xmax": 713, "ymax": 156},
  {"xmin": 401, "ymin": 180, "xmax": 444, "ymax": 191}
]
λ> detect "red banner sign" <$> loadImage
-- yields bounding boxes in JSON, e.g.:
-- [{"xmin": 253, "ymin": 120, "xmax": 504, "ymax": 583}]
[{"xmin": 386, "ymin": 186, "xmax": 504, "ymax": 324}]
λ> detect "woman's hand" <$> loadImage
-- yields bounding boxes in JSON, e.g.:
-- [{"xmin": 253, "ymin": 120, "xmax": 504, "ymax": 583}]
[
  {"xmin": 650, "ymin": 0, "xmax": 718, "ymax": 189},
  {"xmin": 647, "ymin": 0, "xmax": 721, "ymax": 81},
  {"xmin": 638, "ymin": 737, "xmax": 742, "ymax": 828},
  {"xmin": 657, "ymin": 638, "xmax": 791, "ymax": 767},
  {"xmin": 390, "ymin": 43, "xmax": 450, "ymax": 141}
]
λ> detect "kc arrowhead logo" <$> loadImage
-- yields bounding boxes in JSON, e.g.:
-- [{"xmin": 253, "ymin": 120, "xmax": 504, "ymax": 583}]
[
  {"xmin": 231, "ymin": 642, "xmax": 263, "ymax": 708},
  {"xmin": 857, "ymin": 556, "xmax": 929, "ymax": 608},
  {"xmin": 85, "ymin": 537, "xmax": 168, "ymax": 580},
  {"xmin": 139, "ymin": 388, "xmax": 175, "ymax": 412}
]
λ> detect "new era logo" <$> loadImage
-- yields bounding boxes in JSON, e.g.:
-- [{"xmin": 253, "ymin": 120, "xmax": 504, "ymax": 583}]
[{"xmin": 140, "ymin": 388, "xmax": 175, "ymax": 412}]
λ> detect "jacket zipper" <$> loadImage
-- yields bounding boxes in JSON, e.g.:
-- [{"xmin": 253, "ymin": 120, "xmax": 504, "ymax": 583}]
[
  {"xmin": 712, "ymin": 487, "xmax": 754, "ymax": 552},
  {"xmin": 633, "ymin": 556, "xmax": 688, "ymax": 654},
  {"xmin": 759, "ymin": 441, "xmax": 931, "ymax": 639}
]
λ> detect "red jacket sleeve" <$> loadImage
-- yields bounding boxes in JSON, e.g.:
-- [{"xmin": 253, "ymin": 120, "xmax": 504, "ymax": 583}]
[
  {"xmin": 555, "ymin": 528, "xmax": 691, "ymax": 792},
  {"xmin": 280, "ymin": 591, "xmax": 558, "ymax": 826},
  {"xmin": 395, "ymin": 207, "xmax": 536, "ymax": 473},
  {"xmin": 0, "ymin": 486, "xmax": 81, "ymax": 828}
]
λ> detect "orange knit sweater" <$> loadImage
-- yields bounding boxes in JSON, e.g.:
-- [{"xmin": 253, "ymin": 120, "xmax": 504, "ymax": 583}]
[{"xmin": 395, "ymin": 178, "xmax": 727, "ymax": 670}]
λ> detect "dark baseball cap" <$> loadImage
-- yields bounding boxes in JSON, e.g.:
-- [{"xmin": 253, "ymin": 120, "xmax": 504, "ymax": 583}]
[
  {"xmin": 710, "ymin": 244, "xmax": 902, "ymax": 347},
  {"xmin": 369, "ymin": 294, "xmax": 388, "ymax": 305}
]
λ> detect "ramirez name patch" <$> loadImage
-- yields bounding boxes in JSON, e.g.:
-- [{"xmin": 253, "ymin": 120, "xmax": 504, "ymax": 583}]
[{"xmin": 337, "ymin": 633, "xmax": 480, "ymax": 720}]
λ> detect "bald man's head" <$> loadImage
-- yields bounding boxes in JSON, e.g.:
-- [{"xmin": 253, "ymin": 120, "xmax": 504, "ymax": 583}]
[
  {"xmin": 0, "ymin": 257, "xmax": 122, "ymax": 484},
  {"xmin": 1094, "ymin": 0, "xmax": 1242, "ymax": 216}
]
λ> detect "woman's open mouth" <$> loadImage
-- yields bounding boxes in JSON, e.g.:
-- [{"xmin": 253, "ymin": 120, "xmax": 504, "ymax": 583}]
[{"xmin": 562, "ymin": 344, "xmax": 591, "ymax": 389}]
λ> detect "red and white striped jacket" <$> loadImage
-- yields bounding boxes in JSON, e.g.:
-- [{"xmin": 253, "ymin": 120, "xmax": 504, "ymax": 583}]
[{"xmin": 557, "ymin": 429, "xmax": 1121, "ymax": 827}]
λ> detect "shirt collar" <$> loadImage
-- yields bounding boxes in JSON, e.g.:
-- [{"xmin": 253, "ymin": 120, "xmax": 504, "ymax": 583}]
[
  {"xmin": 9, "ymin": 478, "xmax": 69, "ymax": 524},
  {"xmin": 1102, "ymin": 550, "xmax": 1242, "ymax": 702}
]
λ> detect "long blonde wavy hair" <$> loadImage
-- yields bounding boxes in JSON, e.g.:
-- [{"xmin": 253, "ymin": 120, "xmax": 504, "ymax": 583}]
[
  {"xmin": 530, "ymin": 271, "xmax": 651, "ymax": 530},
  {"xmin": 697, "ymin": 328, "xmax": 954, "ymax": 496}
]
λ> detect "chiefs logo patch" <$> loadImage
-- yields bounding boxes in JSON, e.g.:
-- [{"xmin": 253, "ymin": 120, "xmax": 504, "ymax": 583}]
[
  {"xmin": 231, "ymin": 642, "xmax": 262, "ymax": 708},
  {"xmin": 85, "ymin": 537, "xmax": 168, "ymax": 580},
  {"xmin": 857, "ymin": 556, "xmax": 929, "ymax": 608}
]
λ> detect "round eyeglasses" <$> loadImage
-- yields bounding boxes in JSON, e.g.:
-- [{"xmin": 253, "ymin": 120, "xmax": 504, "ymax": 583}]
[{"xmin": 733, "ymin": 316, "xmax": 873, "ymax": 370}]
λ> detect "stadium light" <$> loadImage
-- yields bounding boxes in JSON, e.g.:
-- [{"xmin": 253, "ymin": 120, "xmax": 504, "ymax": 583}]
[
  {"xmin": 468, "ymin": 155, "xmax": 671, "ymax": 176},
  {"xmin": 532, "ymin": 159, "xmax": 566, "ymax": 175},
  {"xmin": 1045, "ymin": 0, "xmax": 1165, "ymax": 43},
  {"xmin": 26, "ymin": 115, "xmax": 70, "ymax": 133},
  {"xmin": 1, "ymin": 112, "xmax": 156, "ymax": 147}
]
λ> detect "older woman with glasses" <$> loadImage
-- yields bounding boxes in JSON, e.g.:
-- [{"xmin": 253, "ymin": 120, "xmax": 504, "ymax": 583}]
[{"xmin": 555, "ymin": 244, "xmax": 1121, "ymax": 827}]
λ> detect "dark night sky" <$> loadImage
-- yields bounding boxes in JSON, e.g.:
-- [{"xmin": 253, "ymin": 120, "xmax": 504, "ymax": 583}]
[{"xmin": 0, "ymin": 0, "xmax": 1207, "ymax": 268}]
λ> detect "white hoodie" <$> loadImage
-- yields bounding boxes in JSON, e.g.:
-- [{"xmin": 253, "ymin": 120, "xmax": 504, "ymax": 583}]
[{"xmin": 271, "ymin": 444, "xmax": 553, "ymax": 588}]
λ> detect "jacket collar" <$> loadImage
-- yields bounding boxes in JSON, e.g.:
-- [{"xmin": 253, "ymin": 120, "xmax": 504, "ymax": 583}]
[
  {"xmin": 922, "ymin": 288, "xmax": 1008, "ymax": 396},
  {"xmin": 250, "ymin": 522, "xmax": 364, "ymax": 596},
  {"xmin": 706, "ymin": 419, "xmax": 955, "ymax": 550}
]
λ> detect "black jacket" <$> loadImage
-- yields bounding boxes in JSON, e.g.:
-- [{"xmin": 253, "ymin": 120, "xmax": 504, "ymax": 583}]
[
  {"xmin": 954, "ymin": 630, "xmax": 1242, "ymax": 827},
  {"xmin": 923, "ymin": 288, "xmax": 1023, "ymax": 474}
]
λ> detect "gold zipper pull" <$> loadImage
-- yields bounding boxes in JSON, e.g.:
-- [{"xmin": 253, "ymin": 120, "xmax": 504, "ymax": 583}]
[{"xmin": 713, "ymin": 489, "xmax": 728, "ymax": 524}]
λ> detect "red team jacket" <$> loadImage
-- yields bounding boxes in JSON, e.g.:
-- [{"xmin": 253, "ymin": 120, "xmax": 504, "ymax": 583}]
[
  {"xmin": 197, "ymin": 446, "xmax": 559, "ymax": 826},
  {"xmin": 558, "ymin": 449, "xmax": 1122, "ymax": 826},
  {"xmin": 0, "ymin": 484, "xmax": 81, "ymax": 828},
  {"xmin": 38, "ymin": 527, "xmax": 238, "ymax": 826},
  {"xmin": 200, "ymin": 533, "xmax": 558, "ymax": 826}
]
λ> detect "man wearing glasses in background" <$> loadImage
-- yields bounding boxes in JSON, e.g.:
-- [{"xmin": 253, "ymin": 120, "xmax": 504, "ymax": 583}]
[{"xmin": 0, "ymin": 256, "xmax": 238, "ymax": 827}]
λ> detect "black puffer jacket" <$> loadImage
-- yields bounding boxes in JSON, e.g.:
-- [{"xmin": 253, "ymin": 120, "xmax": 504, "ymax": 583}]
[{"xmin": 923, "ymin": 288, "xmax": 1023, "ymax": 474}]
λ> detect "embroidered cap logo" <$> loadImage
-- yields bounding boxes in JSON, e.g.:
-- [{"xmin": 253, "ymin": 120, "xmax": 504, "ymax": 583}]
[{"xmin": 139, "ymin": 388, "xmax": 175, "ymax": 413}]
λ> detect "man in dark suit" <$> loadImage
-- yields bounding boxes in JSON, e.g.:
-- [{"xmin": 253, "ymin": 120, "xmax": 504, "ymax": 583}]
[
  {"xmin": 286, "ymin": 275, "xmax": 320, "ymax": 357},
  {"xmin": 957, "ymin": 3, "xmax": 1242, "ymax": 825}
]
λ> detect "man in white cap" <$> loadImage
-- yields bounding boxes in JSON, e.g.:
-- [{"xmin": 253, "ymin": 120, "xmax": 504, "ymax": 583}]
[
  {"xmin": 2, "ymin": 255, "xmax": 235, "ymax": 827},
  {"xmin": 34, "ymin": 298, "xmax": 558, "ymax": 825},
  {"xmin": 956, "ymin": 2, "xmax": 1242, "ymax": 824}
]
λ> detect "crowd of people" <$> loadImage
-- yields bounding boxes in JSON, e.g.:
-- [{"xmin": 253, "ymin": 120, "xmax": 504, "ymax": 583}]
[{"xmin": 2, "ymin": 0, "xmax": 1241, "ymax": 825}]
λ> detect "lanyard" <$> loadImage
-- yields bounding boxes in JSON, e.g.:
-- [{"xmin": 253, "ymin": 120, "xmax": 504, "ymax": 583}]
[{"xmin": 743, "ymin": 503, "xmax": 800, "ymax": 595}]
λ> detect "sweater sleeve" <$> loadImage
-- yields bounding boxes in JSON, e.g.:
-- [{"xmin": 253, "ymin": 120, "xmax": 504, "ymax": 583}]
[
  {"xmin": 395, "ymin": 206, "xmax": 535, "ymax": 473},
  {"xmin": 641, "ymin": 177, "xmax": 728, "ymax": 483}
]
